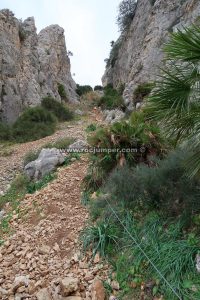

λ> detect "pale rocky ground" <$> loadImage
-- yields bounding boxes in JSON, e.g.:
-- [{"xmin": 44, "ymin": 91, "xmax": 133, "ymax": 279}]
[{"xmin": 0, "ymin": 110, "xmax": 119, "ymax": 300}]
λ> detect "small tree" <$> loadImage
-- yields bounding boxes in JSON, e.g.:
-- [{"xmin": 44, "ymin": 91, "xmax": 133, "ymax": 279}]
[
  {"xmin": 117, "ymin": 0, "xmax": 137, "ymax": 33},
  {"xmin": 94, "ymin": 85, "xmax": 103, "ymax": 91},
  {"xmin": 67, "ymin": 50, "xmax": 73, "ymax": 57}
]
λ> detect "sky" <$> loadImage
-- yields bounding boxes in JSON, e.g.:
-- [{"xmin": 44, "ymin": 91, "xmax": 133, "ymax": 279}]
[{"xmin": 0, "ymin": 0, "xmax": 122, "ymax": 87}]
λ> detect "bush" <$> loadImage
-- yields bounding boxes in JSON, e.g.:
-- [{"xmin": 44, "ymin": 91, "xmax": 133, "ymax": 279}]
[
  {"xmin": 76, "ymin": 84, "xmax": 93, "ymax": 96},
  {"xmin": 81, "ymin": 91, "xmax": 100, "ymax": 106},
  {"xmin": 117, "ymin": 0, "xmax": 137, "ymax": 33},
  {"xmin": 18, "ymin": 26, "xmax": 26, "ymax": 42},
  {"xmin": 133, "ymin": 82, "xmax": 155, "ymax": 102},
  {"xmin": 84, "ymin": 205, "xmax": 200, "ymax": 299},
  {"xmin": 103, "ymin": 148, "xmax": 200, "ymax": 221},
  {"xmin": 106, "ymin": 39, "xmax": 122, "ymax": 69},
  {"xmin": 58, "ymin": 83, "xmax": 68, "ymax": 100},
  {"xmin": 98, "ymin": 85, "xmax": 124, "ymax": 109},
  {"xmin": 85, "ymin": 124, "xmax": 97, "ymax": 133},
  {"xmin": 118, "ymin": 83, "xmax": 125, "ymax": 96},
  {"xmin": 0, "ymin": 170, "xmax": 56, "ymax": 211},
  {"xmin": 26, "ymin": 173, "xmax": 56, "ymax": 194},
  {"xmin": 12, "ymin": 106, "xmax": 57, "ymax": 143},
  {"xmin": 81, "ymin": 216, "xmax": 120, "ymax": 256},
  {"xmin": 125, "ymin": 214, "xmax": 200, "ymax": 300},
  {"xmin": 83, "ymin": 112, "xmax": 165, "ymax": 191},
  {"xmin": 149, "ymin": 0, "xmax": 156, "ymax": 5},
  {"xmin": 41, "ymin": 97, "xmax": 73, "ymax": 122},
  {"xmin": 0, "ymin": 122, "xmax": 12, "ymax": 141},
  {"xmin": 0, "ymin": 174, "xmax": 28, "ymax": 210},
  {"xmin": 94, "ymin": 85, "xmax": 103, "ymax": 91}
]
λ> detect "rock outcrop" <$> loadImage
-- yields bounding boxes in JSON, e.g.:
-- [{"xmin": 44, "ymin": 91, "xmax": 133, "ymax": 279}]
[
  {"xmin": 103, "ymin": 109, "xmax": 125, "ymax": 124},
  {"xmin": 0, "ymin": 9, "xmax": 78, "ymax": 123},
  {"xmin": 102, "ymin": 0, "xmax": 200, "ymax": 106},
  {"xmin": 24, "ymin": 148, "xmax": 65, "ymax": 180}
]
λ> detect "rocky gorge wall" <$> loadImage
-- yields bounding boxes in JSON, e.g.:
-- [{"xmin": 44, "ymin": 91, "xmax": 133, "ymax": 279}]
[
  {"xmin": 102, "ymin": 0, "xmax": 200, "ymax": 110},
  {"xmin": 0, "ymin": 9, "xmax": 78, "ymax": 123}
]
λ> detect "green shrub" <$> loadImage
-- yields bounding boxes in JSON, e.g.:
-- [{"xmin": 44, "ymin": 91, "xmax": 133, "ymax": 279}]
[
  {"xmin": 106, "ymin": 39, "xmax": 122, "ymax": 69},
  {"xmin": 84, "ymin": 205, "xmax": 200, "ymax": 299},
  {"xmin": 19, "ymin": 26, "xmax": 26, "ymax": 42},
  {"xmin": 126, "ymin": 214, "xmax": 200, "ymax": 300},
  {"xmin": 118, "ymin": 83, "xmax": 125, "ymax": 95},
  {"xmin": 103, "ymin": 148, "xmax": 200, "ymax": 221},
  {"xmin": 81, "ymin": 191, "xmax": 91, "ymax": 206},
  {"xmin": 94, "ymin": 85, "xmax": 103, "ymax": 91},
  {"xmin": 83, "ymin": 168, "xmax": 106, "ymax": 193},
  {"xmin": 85, "ymin": 123, "xmax": 97, "ymax": 133},
  {"xmin": 133, "ymin": 82, "xmax": 155, "ymax": 102},
  {"xmin": 58, "ymin": 83, "xmax": 68, "ymax": 100},
  {"xmin": 83, "ymin": 112, "xmax": 164, "ymax": 192},
  {"xmin": 81, "ymin": 217, "xmax": 120, "ymax": 256},
  {"xmin": 0, "ymin": 122, "xmax": 12, "ymax": 141},
  {"xmin": 26, "ymin": 173, "xmax": 56, "ymax": 194},
  {"xmin": 12, "ymin": 107, "xmax": 57, "ymax": 143},
  {"xmin": 76, "ymin": 84, "xmax": 93, "ymax": 96},
  {"xmin": 98, "ymin": 85, "xmax": 124, "ymax": 109},
  {"xmin": 149, "ymin": 0, "xmax": 156, "ymax": 5},
  {"xmin": 117, "ymin": 0, "xmax": 137, "ymax": 33},
  {"xmin": 41, "ymin": 97, "xmax": 73, "ymax": 122},
  {"xmin": 0, "ymin": 174, "xmax": 28, "ymax": 210}
]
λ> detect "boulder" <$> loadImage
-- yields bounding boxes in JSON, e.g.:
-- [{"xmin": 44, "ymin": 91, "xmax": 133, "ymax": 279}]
[
  {"xmin": 103, "ymin": 109, "xmax": 125, "ymax": 124},
  {"xmin": 91, "ymin": 279, "xmax": 106, "ymax": 300},
  {"xmin": 60, "ymin": 277, "xmax": 79, "ymax": 297},
  {"xmin": 24, "ymin": 148, "xmax": 65, "ymax": 180},
  {"xmin": 36, "ymin": 288, "xmax": 52, "ymax": 300},
  {"xmin": 12, "ymin": 275, "xmax": 29, "ymax": 293},
  {"xmin": 38, "ymin": 244, "xmax": 51, "ymax": 255},
  {"xmin": 75, "ymin": 109, "xmax": 84, "ymax": 116},
  {"xmin": 111, "ymin": 280, "xmax": 120, "ymax": 291}
]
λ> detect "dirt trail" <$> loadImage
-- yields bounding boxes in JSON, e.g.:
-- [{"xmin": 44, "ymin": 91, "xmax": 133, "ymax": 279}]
[
  {"xmin": 0, "ymin": 110, "xmax": 109, "ymax": 300},
  {"xmin": 0, "ymin": 111, "xmax": 101, "ymax": 195}
]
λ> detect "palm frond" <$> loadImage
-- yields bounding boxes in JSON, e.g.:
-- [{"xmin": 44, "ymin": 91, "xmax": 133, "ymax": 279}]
[
  {"xmin": 147, "ymin": 63, "xmax": 200, "ymax": 120},
  {"xmin": 164, "ymin": 25, "xmax": 200, "ymax": 61}
]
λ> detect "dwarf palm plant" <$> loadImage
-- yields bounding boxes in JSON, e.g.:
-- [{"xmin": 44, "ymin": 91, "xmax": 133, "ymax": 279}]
[{"xmin": 147, "ymin": 25, "xmax": 200, "ymax": 177}]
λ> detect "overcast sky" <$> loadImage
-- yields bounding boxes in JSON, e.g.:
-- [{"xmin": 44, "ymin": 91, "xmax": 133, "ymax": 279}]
[{"xmin": 0, "ymin": 0, "xmax": 121, "ymax": 87}]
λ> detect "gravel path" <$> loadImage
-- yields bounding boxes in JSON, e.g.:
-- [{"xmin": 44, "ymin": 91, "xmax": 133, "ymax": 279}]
[
  {"xmin": 0, "ymin": 110, "xmax": 114, "ymax": 300},
  {"xmin": 0, "ymin": 112, "xmax": 99, "ymax": 195}
]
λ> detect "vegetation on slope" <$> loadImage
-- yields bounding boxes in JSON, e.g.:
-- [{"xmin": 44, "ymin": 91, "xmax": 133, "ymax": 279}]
[
  {"xmin": 0, "ymin": 97, "xmax": 74, "ymax": 143},
  {"xmin": 98, "ymin": 84, "xmax": 124, "ymax": 109},
  {"xmin": 82, "ymin": 23, "xmax": 200, "ymax": 300}
]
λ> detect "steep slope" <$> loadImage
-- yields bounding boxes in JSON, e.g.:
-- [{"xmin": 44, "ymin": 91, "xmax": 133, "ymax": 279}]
[
  {"xmin": 0, "ymin": 9, "xmax": 78, "ymax": 123},
  {"xmin": 102, "ymin": 0, "xmax": 200, "ymax": 108}
]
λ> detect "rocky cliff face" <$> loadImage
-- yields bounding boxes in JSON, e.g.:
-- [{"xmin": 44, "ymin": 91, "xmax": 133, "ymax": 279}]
[
  {"xmin": 0, "ymin": 9, "xmax": 78, "ymax": 123},
  {"xmin": 102, "ymin": 0, "xmax": 200, "ymax": 109}
]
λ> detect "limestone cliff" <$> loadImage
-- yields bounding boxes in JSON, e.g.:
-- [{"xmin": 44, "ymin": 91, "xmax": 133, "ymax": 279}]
[
  {"xmin": 102, "ymin": 0, "xmax": 200, "ymax": 109},
  {"xmin": 0, "ymin": 9, "xmax": 78, "ymax": 123}
]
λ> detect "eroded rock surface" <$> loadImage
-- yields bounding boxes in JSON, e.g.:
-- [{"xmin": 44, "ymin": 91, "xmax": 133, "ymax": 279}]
[
  {"xmin": 102, "ymin": 0, "xmax": 200, "ymax": 106},
  {"xmin": 0, "ymin": 9, "xmax": 78, "ymax": 123},
  {"xmin": 24, "ymin": 148, "xmax": 65, "ymax": 180}
]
